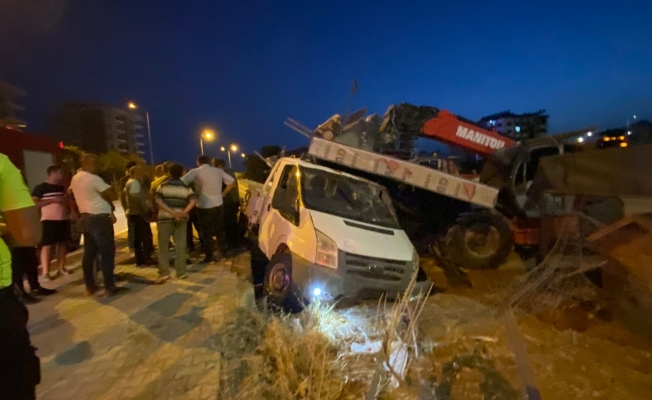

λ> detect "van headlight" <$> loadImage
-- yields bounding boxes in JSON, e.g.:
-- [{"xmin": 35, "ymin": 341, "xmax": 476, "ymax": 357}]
[
  {"xmin": 315, "ymin": 230, "xmax": 338, "ymax": 269},
  {"xmin": 411, "ymin": 248, "xmax": 420, "ymax": 270}
]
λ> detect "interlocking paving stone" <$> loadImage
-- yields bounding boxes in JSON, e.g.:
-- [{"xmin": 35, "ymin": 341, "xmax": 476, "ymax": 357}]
[{"xmin": 30, "ymin": 248, "xmax": 253, "ymax": 400}]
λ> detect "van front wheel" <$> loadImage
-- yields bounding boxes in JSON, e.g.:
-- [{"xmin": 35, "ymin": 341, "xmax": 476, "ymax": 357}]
[{"xmin": 263, "ymin": 252, "xmax": 293, "ymax": 308}]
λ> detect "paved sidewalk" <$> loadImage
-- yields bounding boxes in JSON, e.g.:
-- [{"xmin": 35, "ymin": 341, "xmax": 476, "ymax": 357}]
[{"xmin": 29, "ymin": 246, "xmax": 253, "ymax": 400}]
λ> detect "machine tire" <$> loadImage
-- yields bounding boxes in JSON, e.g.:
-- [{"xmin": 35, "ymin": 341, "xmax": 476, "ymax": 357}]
[
  {"xmin": 263, "ymin": 252, "xmax": 293, "ymax": 309},
  {"xmin": 445, "ymin": 210, "xmax": 514, "ymax": 270}
]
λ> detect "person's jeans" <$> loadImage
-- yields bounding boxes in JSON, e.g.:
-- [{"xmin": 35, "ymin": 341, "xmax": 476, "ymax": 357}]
[
  {"xmin": 187, "ymin": 209, "xmax": 202, "ymax": 252},
  {"xmin": 128, "ymin": 215, "xmax": 153, "ymax": 265},
  {"xmin": 144, "ymin": 220, "xmax": 154, "ymax": 258},
  {"xmin": 0, "ymin": 286, "xmax": 40, "ymax": 400},
  {"xmin": 157, "ymin": 220, "xmax": 188, "ymax": 277},
  {"xmin": 79, "ymin": 214, "xmax": 115, "ymax": 290},
  {"xmin": 11, "ymin": 247, "xmax": 40, "ymax": 292},
  {"xmin": 224, "ymin": 201, "xmax": 240, "ymax": 249},
  {"xmin": 197, "ymin": 206, "xmax": 225, "ymax": 259},
  {"xmin": 127, "ymin": 217, "xmax": 135, "ymax": 249}
]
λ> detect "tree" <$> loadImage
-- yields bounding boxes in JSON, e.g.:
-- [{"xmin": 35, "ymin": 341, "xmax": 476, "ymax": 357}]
[
  {"xmin": 64, "ymin": 145, "xmax": 84, "ymax": 156},
  {"xmin": 242, "ymin": 145, "xmax": 282, "ymax": 183},
  {"xmin": 67, "ymin": 146, "xmax": 145, "ymax": 183}
]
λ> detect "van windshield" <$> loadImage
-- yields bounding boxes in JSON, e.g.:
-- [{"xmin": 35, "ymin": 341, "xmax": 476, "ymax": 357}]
[{"xmin": 300, "ymin": 167, "xmax": 400, "ymax": 229}]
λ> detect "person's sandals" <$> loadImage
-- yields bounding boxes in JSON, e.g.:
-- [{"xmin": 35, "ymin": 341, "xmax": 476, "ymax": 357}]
[
  {"xmin": 177, "ymin": 274, "xmax": 188, "ymax": 280},
  {"xmin": 156, "ymin": 275, "xmax": 170, "ymax": 284},
  {"xmin": 41, "ymin": 272, "xmax": 57, "ymax": 282},
  {"xmin": 60, "ymin": 267, "xmax": 73, "ymax": 275}
]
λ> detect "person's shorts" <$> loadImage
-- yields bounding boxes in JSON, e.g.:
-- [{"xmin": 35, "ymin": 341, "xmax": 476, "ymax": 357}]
[{"xmin": 41, "ymin": 220, "xmax": 71, "ymax": 246}]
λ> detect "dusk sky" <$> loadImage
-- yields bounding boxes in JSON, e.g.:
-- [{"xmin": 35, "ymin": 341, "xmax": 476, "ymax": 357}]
[{"xmin": 1, "ymin": 0, "xmax": 651, "ymax": 167}]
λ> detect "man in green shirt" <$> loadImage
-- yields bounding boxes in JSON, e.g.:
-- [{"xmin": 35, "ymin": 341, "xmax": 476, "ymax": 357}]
[{"xmin": 0, "ymin": 153, "xmax": 43, "ymax": 399}]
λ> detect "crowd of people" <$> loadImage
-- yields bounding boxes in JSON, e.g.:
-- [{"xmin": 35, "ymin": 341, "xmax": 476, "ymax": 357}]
[{"xmin": 0, "ymin": 152, "xmax": 239, "ymax": 399}]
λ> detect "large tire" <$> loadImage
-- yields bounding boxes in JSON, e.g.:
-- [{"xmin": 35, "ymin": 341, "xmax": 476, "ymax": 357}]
[
  {"xmin": 263, "ymin": 252, "xmax": 293, "ymax": 308},
  {"xmin": 444, "ymin": 210, "xmax": 514, "ymax": 270}
]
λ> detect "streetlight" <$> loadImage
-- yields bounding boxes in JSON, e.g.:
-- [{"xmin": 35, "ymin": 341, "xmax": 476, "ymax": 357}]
[
  {"xmin": 241, "ymin": 153, "xmax": 246, "ymax": 158},
  {"xmin": 200, "ymin": 129, "xmax": 215, "ymax": 155},
  {"xmin": 221, "ymin": 144, "xmax": 239, "ymax": 168},
  {"xmin": 127, "ymin": 102, "xmax": 154, "ymax": 165}
]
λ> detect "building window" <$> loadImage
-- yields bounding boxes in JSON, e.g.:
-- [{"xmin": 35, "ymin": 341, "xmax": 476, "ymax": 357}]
[
  {"xmin": 515, "ymin": 126, "xmax": 521, "ymax": 133},
  {"xmin": 506, "ymin": 121, "xmax": 513, "ymax": 127}
]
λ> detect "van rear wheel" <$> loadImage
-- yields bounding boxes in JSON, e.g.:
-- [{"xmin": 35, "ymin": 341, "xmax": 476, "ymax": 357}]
[{"xmin": 263, "ymin": 252, "xmax": 293, "ymax": 308}]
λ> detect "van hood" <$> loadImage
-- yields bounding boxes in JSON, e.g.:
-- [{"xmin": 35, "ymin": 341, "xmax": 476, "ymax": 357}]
[{"xmin": 309, "ymin": 210, "xmax": 413, "ymax": 261}]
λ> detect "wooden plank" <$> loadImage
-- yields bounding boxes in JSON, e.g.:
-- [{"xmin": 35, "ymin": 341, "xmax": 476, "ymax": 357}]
[{"xmin": 586, "ymin": 216, "xmax": 636, "ymax": 242}]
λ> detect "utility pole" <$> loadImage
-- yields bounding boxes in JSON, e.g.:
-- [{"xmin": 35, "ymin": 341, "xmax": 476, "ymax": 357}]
[{"xmin": 146, "ymin": 111, "xmax": 154, "ymax": 164}]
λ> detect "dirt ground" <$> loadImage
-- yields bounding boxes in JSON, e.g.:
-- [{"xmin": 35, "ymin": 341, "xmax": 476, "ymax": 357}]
[
  {"xmin": 410, "ymin": 254, "xmax": 652, "ymax": 399},
  {"xmin": 229, "ymin": 249, "xmax": 652, "ymax": 399}
]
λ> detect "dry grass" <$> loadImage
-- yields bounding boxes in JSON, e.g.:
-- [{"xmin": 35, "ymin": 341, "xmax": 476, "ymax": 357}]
[
  {"xmin": 212, "ymin": 271, "xmax": 434, "ymax": 399},
  {"xmin": 496, "ymin": 216, "xmax": 602, "ymax": 315}
]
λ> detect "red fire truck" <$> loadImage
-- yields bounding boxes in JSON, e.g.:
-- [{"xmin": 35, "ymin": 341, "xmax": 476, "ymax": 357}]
[{"xmin": 0, "ymin": 127, "xmax": 81, "ymax": 249}]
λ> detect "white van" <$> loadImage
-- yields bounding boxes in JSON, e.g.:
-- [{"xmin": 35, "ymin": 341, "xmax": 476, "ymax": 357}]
[{"xmin": 246, "ymin": 157, "xmax": 431, "ymax": 306}]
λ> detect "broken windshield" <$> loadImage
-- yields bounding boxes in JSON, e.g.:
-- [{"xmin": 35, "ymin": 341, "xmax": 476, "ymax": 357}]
[{"xmin": 300, "ymin": 167, "xmax": 400, "ymax": 229}]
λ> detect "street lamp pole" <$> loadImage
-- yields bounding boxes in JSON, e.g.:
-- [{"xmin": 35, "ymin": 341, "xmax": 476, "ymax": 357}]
[
  {"xmin": 221, "ymin": 144, "xmax": 238, "ymax": 168},
  {"xmin": 200, "ymin": 129, "xmax": 215, "ymax": 156},
  {"xmin": 145, "ymin": 111, "xmax": 154, "ymax": 165}
]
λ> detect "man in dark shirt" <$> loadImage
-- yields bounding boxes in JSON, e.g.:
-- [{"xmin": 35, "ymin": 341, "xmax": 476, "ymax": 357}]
[
  {"xmin": 125, "ymin": 166, "xmax": 155, "ymax": 267},
  {"xmin": 120, "ymin": 161, "xmax": 137, "ymax": 250},
  {"xmin": 212, "ymin": 158, "xmax": 241, "ymax": 250}
]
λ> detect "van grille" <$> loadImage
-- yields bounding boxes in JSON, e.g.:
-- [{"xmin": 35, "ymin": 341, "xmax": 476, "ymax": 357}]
[{"xmin": 344, "ymin": 252, "xmax": 411, "ymax": 282}]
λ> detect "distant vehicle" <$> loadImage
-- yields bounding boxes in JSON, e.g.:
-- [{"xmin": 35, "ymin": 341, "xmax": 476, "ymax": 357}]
[
  {"xmin": 0, "ymin": 127, "xmax": 81, "ymax": 251},
  {"xmin": 596, "ymin": 131, "xmax": 628, "ymax": 149}
]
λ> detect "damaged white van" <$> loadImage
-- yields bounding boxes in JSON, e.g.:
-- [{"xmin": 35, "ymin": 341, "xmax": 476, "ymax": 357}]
[{"xmin": 245, "ymin": 157, "xmax": 431, "ymax": 307}]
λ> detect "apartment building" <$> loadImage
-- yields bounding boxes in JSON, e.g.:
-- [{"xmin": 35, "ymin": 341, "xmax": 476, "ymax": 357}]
[
  {"xmin": 0, "ymin": 81, "xmax": 27, "ymax": 130},
  {"xmin": 51, "ymin": 102, "xmax": 145, "ymax": 156},
  {"xmin": 478, "ymin": 109, "xmax": 549, "ymax": 141}
]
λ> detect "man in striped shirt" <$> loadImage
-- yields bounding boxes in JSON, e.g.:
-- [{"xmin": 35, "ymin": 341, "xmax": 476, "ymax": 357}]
[{"xmin": 155, "ymin": 163, "xmax": 197, "ymax": 282}]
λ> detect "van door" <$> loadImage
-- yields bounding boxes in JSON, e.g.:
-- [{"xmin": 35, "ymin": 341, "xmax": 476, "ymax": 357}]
[{"xmin": 259, "ymin": 164, "xmax": 300, "ymax": 257}]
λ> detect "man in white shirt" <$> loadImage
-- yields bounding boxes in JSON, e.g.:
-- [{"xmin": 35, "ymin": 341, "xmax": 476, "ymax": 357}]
[
  {"xmin": 182, "ymin": 155, "xmax": 235, "ymax": 262},
  {"xmin": 69, "ymin": 154, "xmax": 123, "ymax": 297}
]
